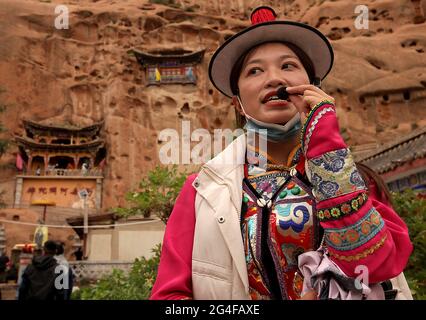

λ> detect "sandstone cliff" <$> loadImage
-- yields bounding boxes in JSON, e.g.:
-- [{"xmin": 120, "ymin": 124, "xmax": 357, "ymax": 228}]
[{"xmin": 0, "ymin": 0, "xmax": 425, "ymax": 210}]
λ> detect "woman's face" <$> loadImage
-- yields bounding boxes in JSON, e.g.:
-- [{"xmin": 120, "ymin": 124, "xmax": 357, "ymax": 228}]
[{"xmin": 235, "ymin": 42, "xmax": 310, "ymax": 124}]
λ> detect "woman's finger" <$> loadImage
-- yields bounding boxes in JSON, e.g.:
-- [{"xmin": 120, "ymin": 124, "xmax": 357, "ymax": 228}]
[
  {"xmin": 303, "ymin": 95, "xmax": 323, "ymax": 107},
  {"xmin": 304, "ymin": 85, "xmax": 326, "ymax": 95},
  {"xmin": 288, "ymin": 95, "xmax": 309, "ymax": 123},
  {"xmin": 305, "ymin": 87, "xmax": 335, "ymax": 104},
  {"xmin": 288, "ymin": 94, "xmax": 308, "ymax": 113},
  {"xmin": 286, "ymin": 84, "xmax": 316, "ymax": 95},
  {"xmin": 287, "ymin": 85, "xmax": 335, "ymax": 104},
  {"xmin": 302, "ymin": 90, "xmax": 323, "ymax": 99}
]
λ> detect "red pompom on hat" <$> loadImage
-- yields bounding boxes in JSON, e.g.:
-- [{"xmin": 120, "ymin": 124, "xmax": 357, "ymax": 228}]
[
  {"xmin": 209, "ymin": 5, "xmax": 334, "ymax": 97},
  {"xmin": 250, "ymin": 6, "xmax": 277, "ymax": 25}
]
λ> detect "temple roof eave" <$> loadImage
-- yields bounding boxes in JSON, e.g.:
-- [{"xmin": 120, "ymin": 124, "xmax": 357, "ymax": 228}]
[
  {"xmin": 132, "ymin": 49, "xmax": 205, "ymax": 66},
  {"xmin": 358, "ymin": 127, "xmax": 426, "ymax": 174},
  {"xmin": 23, "ymin": 120, "xmax": 104, "ymax": 135},
  {"xmin": 15, "ymin": 136, "xmax": 105, "ymax": 153}
]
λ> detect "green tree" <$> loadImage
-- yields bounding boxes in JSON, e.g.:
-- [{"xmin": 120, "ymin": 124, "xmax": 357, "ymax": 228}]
[
  {"xmin": 72, "ymin": 244, "xmax": 161, "ymax": 300},
  {"xmin": 114, "ymin": 165, "xmax": 188, "ymax": 224},
  {"xmin": 392, "ymin": 189, "xmax": 426, "ymax": 299}
]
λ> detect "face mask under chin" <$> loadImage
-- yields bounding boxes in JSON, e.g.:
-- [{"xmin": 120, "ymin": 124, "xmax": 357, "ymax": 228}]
[{"xmin": 238, "ymin": 96, "xmax": 301, "ymax": 142}]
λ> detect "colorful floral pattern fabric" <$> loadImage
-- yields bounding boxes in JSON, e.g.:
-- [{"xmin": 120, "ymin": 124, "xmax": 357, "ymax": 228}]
[
  {"xmin": 317, "ymin": 192, "xmax": 368, "ymax": 221},
  {"xmin": 306, "ymin": 148, "xmax": 366, "ymax": 201},
  {"xmin": 324, "ymin": 207, "xmax": 385, "ymax": 251}
]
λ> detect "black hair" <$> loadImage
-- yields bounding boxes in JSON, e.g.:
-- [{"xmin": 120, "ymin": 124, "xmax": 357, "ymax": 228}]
[
  {"xmin": 356, "ymin": 162, "xmax": 393, "ymax": 203},
  {"xmin": 43, "ymin": 240, "xmax": 58, "ymax": 255},
  {"xmin": 56, "ymin": 242, "xmax": 65, "ymax": 255}
]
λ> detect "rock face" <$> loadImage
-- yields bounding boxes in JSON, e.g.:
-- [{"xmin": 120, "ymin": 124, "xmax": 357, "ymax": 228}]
[{"xmin": 0, "ymin": 0, "xmax": 425, "ymax": 210}]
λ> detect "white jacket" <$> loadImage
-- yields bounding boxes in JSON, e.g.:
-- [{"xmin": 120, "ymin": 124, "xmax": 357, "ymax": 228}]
[{"xmin": 191, "ymin": 134, "xmax": 250, "ymax": 299}]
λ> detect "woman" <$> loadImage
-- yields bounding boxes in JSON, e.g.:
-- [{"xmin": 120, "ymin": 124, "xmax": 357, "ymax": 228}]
[{"xmin": 150, "ymin": 6, "xmax": 413, "ymax": 300}]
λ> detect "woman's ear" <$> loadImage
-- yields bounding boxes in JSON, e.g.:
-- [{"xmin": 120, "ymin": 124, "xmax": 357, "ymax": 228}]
[{"xmin": 232, "ymin": 95, "xmax": 245, "ymax": 116}]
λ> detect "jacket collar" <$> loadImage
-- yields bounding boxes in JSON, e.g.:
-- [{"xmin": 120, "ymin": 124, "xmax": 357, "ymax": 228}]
[{"xmin": 200, "ymin": 133, "xmax": 246, "ymax": 211}]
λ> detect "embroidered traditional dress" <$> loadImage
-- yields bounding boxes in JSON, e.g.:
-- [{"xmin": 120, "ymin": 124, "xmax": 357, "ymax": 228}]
[{"xmin": 241, "ymin": 144, "xmax": 320, "ymax": 300}]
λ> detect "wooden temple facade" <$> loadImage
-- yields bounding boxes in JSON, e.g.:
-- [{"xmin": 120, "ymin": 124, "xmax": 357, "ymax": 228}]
[
  {"xmin": 13, "ymin": 120, "xmax": 106, "ymax": 212},
  {"xmin": 132, "ymin": 49, "xmax": 204, "ymax": 85},
  {"xmin": 15, "ymin": 120, "xmax": 105, "ymax": 175}
]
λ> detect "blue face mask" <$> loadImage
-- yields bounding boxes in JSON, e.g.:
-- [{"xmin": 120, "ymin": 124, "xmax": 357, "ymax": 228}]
[
  {"xmin": 244, "ymin": 117, "xmax": 301, "ymax": 142},
  {"xmin": 238, "ymin": 95, "xmax": 302, "ymax": 142}
]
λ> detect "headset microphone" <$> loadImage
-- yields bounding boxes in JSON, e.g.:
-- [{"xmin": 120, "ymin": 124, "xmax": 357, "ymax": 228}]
[
  {"xmin": 276, "ymin": 77, "xmax": 321, "ymax": 101},
  {"xmin": 277, "ymin": 87, "xmax": 289, "ymax": 101}
]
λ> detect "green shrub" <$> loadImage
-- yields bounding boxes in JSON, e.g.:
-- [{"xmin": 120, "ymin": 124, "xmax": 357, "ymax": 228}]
[
  {"xmin": 114, "ymin": 165, "xmax": 188, "ymax": 224},
  {"xmin": 73, "ymin": 244, "xmax": 161, "ymax": 300},
  {"xmin": 392, "ymin": 189, "xmax": 426, "ymax": 299}
]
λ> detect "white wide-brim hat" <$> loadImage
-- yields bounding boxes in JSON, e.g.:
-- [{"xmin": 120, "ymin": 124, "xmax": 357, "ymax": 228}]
[{"xmin": 209, "ymin": 6, "xmax": 334, "ymax": 98}]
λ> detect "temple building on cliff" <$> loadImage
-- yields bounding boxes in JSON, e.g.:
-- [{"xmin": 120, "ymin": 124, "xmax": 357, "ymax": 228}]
[
  {"xmin": 8, "ymin": 119, "xmax": 164, "ymax": 262},
  {"xmin": 132, "ymin": 49, "xmax": 205, "ymax": 85},
  {"xmin": 13, "ymin": 120, "xmax": 106, "ymax": 215}
]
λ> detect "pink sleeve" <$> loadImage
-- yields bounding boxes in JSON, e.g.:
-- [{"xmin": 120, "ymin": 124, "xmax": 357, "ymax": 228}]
[
  {"xmin": 149, "ymin": 173, "xmax": 198, "ymax": 300},
  {"xmin": 301, "ymin": 101, "xmax": 413, "ymax": 283},
  {"xmin": 320, "ymin": 184, "xmax": 413, "ymax": 283}
]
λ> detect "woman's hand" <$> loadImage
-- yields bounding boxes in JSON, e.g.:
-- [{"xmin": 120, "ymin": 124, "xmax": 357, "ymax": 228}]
[{"xmin": 286, "ymin": 85, "xmax": 335, "ymax": 123}]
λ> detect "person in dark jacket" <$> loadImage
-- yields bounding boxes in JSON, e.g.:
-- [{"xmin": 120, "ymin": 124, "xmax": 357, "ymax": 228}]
[
  {"xmin": 0, "ymin": 253, "xmax": 10, "ymax": 283},
  {"xmin": 18, "ymin": 240, "xmax": 65, "ymax": 300}
]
